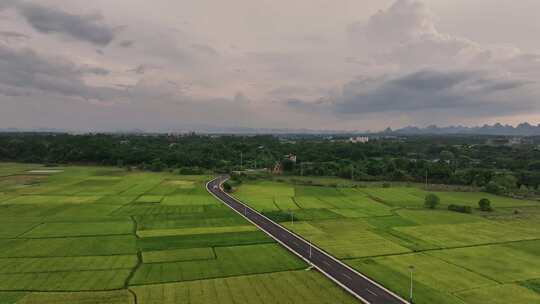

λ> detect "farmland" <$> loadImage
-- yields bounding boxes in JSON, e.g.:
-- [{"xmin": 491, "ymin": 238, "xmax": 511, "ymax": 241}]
[
  {"xmin": 234, "ymin": 179, "xmax": 540, "ymax": 304},
  {"xmin": 0, "ymin": 163, "xmax": 356, "ymax": 304}
]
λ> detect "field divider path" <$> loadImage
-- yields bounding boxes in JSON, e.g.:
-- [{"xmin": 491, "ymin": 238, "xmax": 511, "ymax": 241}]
[{"xmin": 206, "ymin": 176, "xmax": 410, "ymax": 304}]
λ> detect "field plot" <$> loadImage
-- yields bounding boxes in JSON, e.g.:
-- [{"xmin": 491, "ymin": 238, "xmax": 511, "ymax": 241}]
[
  {"xmin": 131, "ymin": 244, "xmax": 305, "ymax": 285},
  {"xmin": 456, "ymin": 284, "xmax": 540, "ymax": 304},
  {"xmin": 285, "ymin": 219, "xmax": 411, "ymax": 258},
  {"xmin": 131, "ymin": 270, "xmax": 357, "ymax": 304},
  {"xmin": 349, "ymin": 253, "xmax": 497, "ymax": 293},
  {"xmin": 142, "ymin": 247, "xmax": 215, "ymax": 263},
  {"xmin": 235, "ymin": 178, "xmax": 540, "ymax": 304},
  {"xmin": 394, "ymin": 221, "xmax": 539, "ymax": 247},
  {"xmin": 21, "ymin": 221, "xmax": 133, "ymax": 238},
  {"xmin": 0, "ymin": 235, "xmax": 137, "ymax": 258},
  {"xmin": 14, "ymin": 290, "xmax": 134, "ymax": 304},
  {"xmin": 360, "ymin": 187, "xmax": 425, "ymax": 207},
  {"xmin": 0, "ymin": 255, "xmax": 137, "ymax": 274},
  {"xmin": 0, "ymin": 269, "xmax": 132, "ymax": 291},
  {"xmin": 428, "ymin": 241, "xmax": 540, "ymax": 282}
]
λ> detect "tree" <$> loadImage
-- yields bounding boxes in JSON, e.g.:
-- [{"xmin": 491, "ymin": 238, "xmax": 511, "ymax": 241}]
[
  {"xmin": 149, "ymin": 159, "xmax": 165, "ymax": 172},
  {"xmin": 223, "ymin": 182, "xmax": 232, "ymax": 193},
  {"xmin": 478, "ymin": 198, "xmax": 493, "ymax": 212},
  {"xmin": 424, "ymin": 194, "xmax": 440, "ymax": 209},
  {"xmin": 485, "ymin": 181, "xmax": 504, "ymax": 195},
  {"xmin": 440, "ymin": 150, "xmax": 455, "ymax": 161}
]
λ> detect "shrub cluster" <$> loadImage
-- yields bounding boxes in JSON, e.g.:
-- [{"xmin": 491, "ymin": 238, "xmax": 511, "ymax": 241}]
[{"xmin": 448, "ymin": 204, "xmax": 472, "ymax": 214}]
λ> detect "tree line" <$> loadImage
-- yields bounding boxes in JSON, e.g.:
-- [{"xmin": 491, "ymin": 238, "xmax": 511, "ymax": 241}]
[{"xmin": 1, "ymin": 133, "xmax": 539, "ymax": 196}]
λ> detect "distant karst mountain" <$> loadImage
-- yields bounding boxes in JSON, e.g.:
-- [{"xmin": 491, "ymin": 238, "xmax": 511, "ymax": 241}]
[{"xmin": 391, "ymin": 123, "xmax": 540, "ymax": 136}]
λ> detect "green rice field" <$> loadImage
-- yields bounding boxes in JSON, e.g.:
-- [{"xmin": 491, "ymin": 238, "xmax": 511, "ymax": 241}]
[
  {"xmin": 235, "ymin": 179, "xmax": 540, "ymax": 304},
  {"xmin": 0, "ymin": 164, "xmax": 356, "ymax": 304}
]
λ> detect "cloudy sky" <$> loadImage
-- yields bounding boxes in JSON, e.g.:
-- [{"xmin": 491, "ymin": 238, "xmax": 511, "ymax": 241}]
[{"xmin": 1, "ymin": 0, "xmax": 540, "ymax": 131}]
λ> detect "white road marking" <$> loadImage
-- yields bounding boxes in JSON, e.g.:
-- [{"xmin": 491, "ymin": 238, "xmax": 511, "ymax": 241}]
[
  {"xmin": 343, "ymin": 273, "xmax": 352, "ymax": 280},
  {"xmin": 322, "ymin": 260, "xmax": 331, "ymax": 267},
  {"xmin": 366, "ymin": 289, "xmax": 378, "ymax": 297}
]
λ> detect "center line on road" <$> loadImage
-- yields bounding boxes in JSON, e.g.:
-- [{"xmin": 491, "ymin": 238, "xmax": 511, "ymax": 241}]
[
  {"xmin": 322, "ymin": 260, "xmax": 330, "ymax": 267},
  {"xmin": 366, "ymin": 289, "xmax": 378, "ymax": 297},
  {"xmin": 343, "ymin": 273, "xmax": 352, "ymax": 280}
]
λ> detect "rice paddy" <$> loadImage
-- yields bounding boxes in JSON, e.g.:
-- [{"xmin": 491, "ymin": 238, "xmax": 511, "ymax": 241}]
[
  {"xmin": 0, "ymin": 163, "xmax": 357, "ymax": 304},
  {"xmin": 235, "ymin": 179, "xmax": 540, "ymax": 304}
]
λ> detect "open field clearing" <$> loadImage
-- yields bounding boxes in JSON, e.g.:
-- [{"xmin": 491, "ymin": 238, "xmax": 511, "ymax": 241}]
[
  {"xmin": 0, "ymin": 164, "xmax": 356, "ymax": 303},
  {"xmin": 131, "ymin": 270, "xmax": 357, "ymax": 304},
  {"xmin": 236, "ymin": 178, "xmax": 540, "ymax": 304}
]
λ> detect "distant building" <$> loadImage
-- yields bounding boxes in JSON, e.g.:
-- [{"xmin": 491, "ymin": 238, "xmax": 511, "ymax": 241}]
[
  {"xmin": 349, "ymin": 136, "xmax": 369, "ymax": 144},
  {"xmin": 284, "ymin": 154, "xmax": 297, "ymax": 163},
  {"xmin": 272, "ymin": 162, "xmax": 283, "ymax": 175},
  {"xmin": 508, "ymin": 137, "xmax": 522, "ymax": 145}
]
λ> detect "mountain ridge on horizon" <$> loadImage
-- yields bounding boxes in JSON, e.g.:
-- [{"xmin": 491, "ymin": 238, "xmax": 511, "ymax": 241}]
[{"xmin": 2, "ymin": 122, "xmax": 540, "ymax": 136}]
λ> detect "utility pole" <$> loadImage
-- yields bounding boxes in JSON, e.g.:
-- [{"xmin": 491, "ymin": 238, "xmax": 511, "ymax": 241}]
[
  {"xmin": 425, "ymin": 169, "xmax": 428, "ymax": 189},
  {"xmin": 409, "ymin": 265, "xmax": 415, "ymax": 303}
]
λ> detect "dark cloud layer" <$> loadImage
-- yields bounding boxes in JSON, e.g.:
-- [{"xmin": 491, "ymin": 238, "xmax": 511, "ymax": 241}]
[
  {"xmin": 286, "ymin": 69, "xmax": 534, "ymax": 118},
  {"xmin": 336, "ymin": 69, "xmax": 533, "ymax": 115},
  {"xmin": 0, "ymin": 44, "xmax": 119, "ymax": 100},
  {"xmin": 12, "ymin": 2, "xmax": 116, "ymax": 46}
]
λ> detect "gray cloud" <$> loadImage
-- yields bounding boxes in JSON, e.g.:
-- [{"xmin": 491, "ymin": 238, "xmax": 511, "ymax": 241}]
[
  {"xmin": 348, "ymin": 0, "xmax": 482, "ymax": 68},
  {"xmin": 335, "ymin": 69, "xmax": 534, "ymax": 115},
  {"xmin": 119, "ymin": 40, "xmax": 134, "ymax": 48},
  {"xmin": 0, "ymin": 30, "xmax": 30, "ymax": 42},
  {"xmin": 191, "ymin": 44, "xmax": 218, "ymax": 56},
  {"xmin": 14, "ymin": 2, "xmax": 116, "ymax": 46},
  {"xmin": 0, "ymin": 43, "xmax": 120, "ymax": 100},
  {"xmin": 285, "ymin": 69, "xmax": 535, "ymax": 119}
]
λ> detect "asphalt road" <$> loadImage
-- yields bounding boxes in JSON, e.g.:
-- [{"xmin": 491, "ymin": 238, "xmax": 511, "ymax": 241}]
[{"xmin": 207, "ymin": 176, "xmax": 410, "ymax": 304}]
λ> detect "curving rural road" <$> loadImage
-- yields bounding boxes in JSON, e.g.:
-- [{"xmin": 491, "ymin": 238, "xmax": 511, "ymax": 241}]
[{"xmin": 207, "ymin": 176, "xmax": 410, "ymax": 304}]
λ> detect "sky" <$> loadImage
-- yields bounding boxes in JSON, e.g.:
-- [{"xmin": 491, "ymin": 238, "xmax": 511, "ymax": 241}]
[{"xmin": 1, "ymin": 0, "xmax": 540, "ymax": 132}]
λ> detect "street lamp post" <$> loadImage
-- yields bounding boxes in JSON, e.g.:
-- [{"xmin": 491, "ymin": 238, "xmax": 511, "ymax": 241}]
[{"xmin": 409, "ymin": 265, "xmax": 415, "ymax": 303}]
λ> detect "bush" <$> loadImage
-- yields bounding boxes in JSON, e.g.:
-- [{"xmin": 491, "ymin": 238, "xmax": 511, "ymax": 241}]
[
  {"xmin": 448, "ymin": 204, "xmax": 472, "ymax": 214},
  {"xmin": 485, "ymin": 181, "xmax": 504, "ymax": 195},
  {"xmin": 424, "ymin": 194, "xmax": 440, "ymax": 209},
  {"xmin": 382, "ymin": 182, "xmax": 391, "ymax": 188},
  {"xmin": 478, "ymin": 198, "xmax": 493, "ymax": 212},
  {"xmin": 222, "ymin": 182, "xmax": 232, "ymax": 193},
  {"xmin": 178, "ymin": 167, "xmax": 205, "ymax": 175}
]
